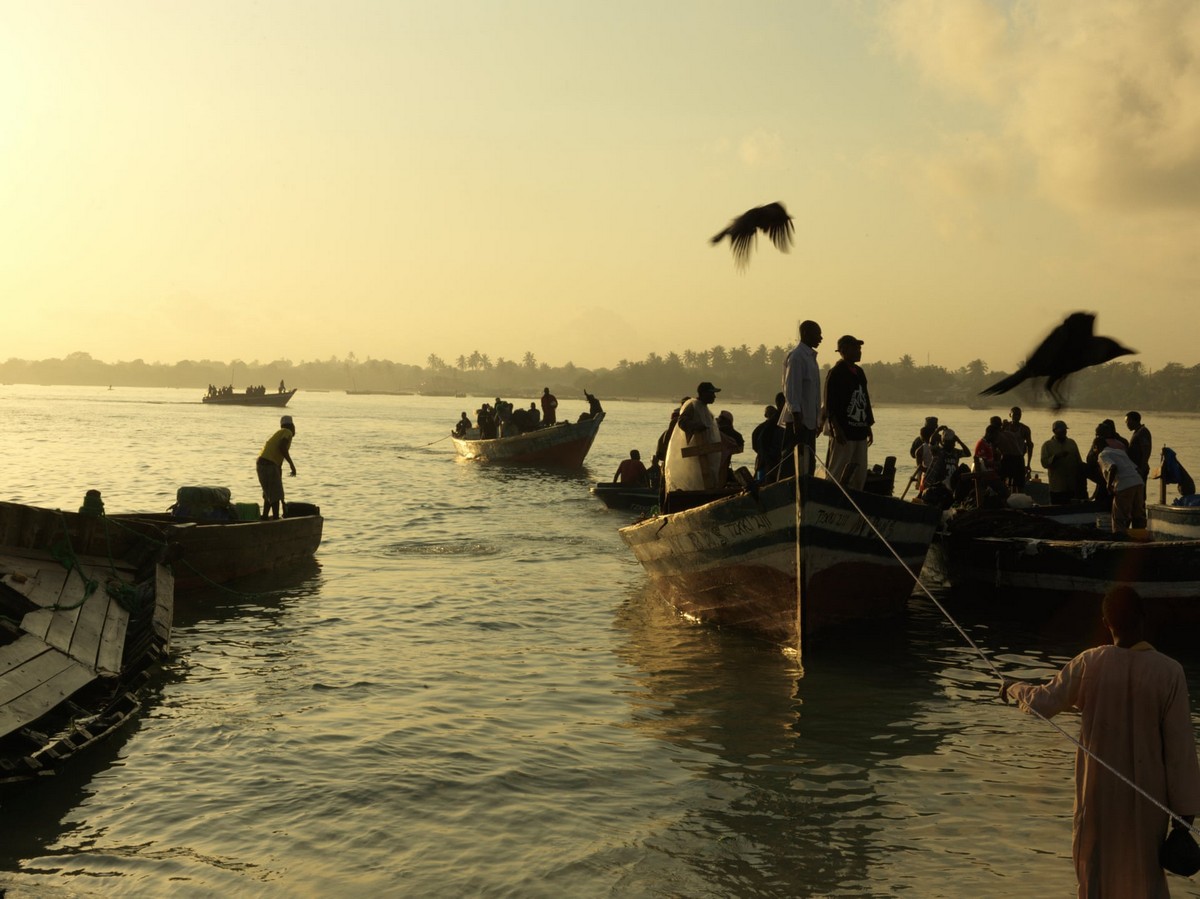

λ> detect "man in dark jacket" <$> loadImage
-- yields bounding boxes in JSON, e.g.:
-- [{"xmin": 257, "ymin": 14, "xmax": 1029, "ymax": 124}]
[{"xmin": 823, "ymin": 335, "xmax": 874, "ymax": 490}]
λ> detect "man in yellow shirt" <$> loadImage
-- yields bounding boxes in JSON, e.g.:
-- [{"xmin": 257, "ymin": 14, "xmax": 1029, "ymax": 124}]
[{"xmin": 257, "ymin": 415, "xmax": 297, "ymax": 520}]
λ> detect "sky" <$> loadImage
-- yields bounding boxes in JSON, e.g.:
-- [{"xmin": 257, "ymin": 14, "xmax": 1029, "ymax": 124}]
[{"xmin": 3, "ymin": 0, "xmax": 1199, "ymax": 373}]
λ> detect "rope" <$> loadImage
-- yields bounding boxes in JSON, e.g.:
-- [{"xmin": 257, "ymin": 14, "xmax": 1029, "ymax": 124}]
[
  {"xmin": 420, "ymin": 434, "xmax": 453, "ymax": 448},
  {"xmin": 806, "ymin": 454, "xmax": 1200, "ymax": 839}
]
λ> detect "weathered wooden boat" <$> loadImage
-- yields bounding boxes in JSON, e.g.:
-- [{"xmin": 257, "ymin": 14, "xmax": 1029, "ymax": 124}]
[
  {"xmin": 590, "ymin": 482, "xmax": 659, "ymax": 513},
  {"xmin": 202, "ymin": 388, "xmax": 296, "ymax": 407},
  {"xmin": 0, "ymin": 503, "xmax": 173, "ymax": 784},
  {"xmin": 0, "ymin": 499, "xmax": 323, "ymax": 593},
  {"xmin": 453, "ymin": 413, "xmax": 605, "ymax": 467},
  {"xmin": 619, "ymin": 476, "xmax": 942, "ymax": 647},
  {"xmin": 924, "ymin": 507, "xmax": 1200, "ymax": 623}
]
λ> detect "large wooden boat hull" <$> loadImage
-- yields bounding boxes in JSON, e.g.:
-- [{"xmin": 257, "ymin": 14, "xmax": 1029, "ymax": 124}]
[
  {"xmin": 0, "ymin": 501, "xmax": 323, "ymax": 593},
  {"xmin": 925, "ymin": 508, "xmax": 1200, "ymax": 639},
  {"xmin": 619, "ymin": 476, "xmax": 942, "ymax": 646},
  {"xmin": 0, "ymin": 502, "xmax": 173, "ymax": 784},
  {"xmin": 926, "ymin": 532, "xmax": 1200, "ymax": 601},
  {"xmin": 202, "ymin": 388, "xmax": 296, "ymax": 407},
  {"xmin": 453, "ymin": 413, "xmax": 604, "ymax": 467}
]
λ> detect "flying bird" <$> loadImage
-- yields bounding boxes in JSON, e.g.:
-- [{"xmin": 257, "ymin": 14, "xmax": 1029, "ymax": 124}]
[
  {"xmin": 979, "ymin": 312, "xmax": 1135, "ymax": 410},
  {"xmin": 710, "ymin": 202, "xmax": 794, "ymax": 270}
]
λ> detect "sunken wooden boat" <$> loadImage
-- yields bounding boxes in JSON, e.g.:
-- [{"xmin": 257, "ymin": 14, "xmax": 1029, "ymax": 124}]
[
  {"xmin": 924, "ymin": 506, "xmax": 1200, "ymax": 607},
  {"xmin": 619, "ymin": 475, "xmax": 942, "ymax": 647},
  {"xmin": 202, "ymin": 388, "xmax": 296, "ymax": 407},
  {"xmin": 452, "ymin": 413, "xmax": 605, "ymax": 467},
  {"xmin": 0, "ymin": 502, "xmax": 172, "ymax": 784},
  {"xmin": 590, "ymin": 482, "xmax": 659, "ymax": 513},
  {"xmin": 0, "ymin": 499, "xmax": 323, "ymax": 593}
]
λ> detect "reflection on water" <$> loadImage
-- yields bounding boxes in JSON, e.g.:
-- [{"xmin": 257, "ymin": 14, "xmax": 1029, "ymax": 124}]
[{"xmin": 2, "ymin": 390, "xmax": 1200, "ymax": 897}]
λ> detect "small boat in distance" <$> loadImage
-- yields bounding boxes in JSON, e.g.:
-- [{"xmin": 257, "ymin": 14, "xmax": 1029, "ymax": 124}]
[
  {"xmin": 202, "ymin": 388, "xmax": 296, "ymax": 407},
  {"xmin": 453, "ymin": 413, "xmax": 605, "ymax": 467},
  {"xmin": 620, "ymin": 476, "xmax": 942, "ymax": 649},
  {"xmin": 0, "ymin": 501, "xmax": 173, "ymax": 784}
]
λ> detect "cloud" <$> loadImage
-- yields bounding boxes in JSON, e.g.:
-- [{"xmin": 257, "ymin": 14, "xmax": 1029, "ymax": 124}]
[
  {"xmin": 879, "ymin": 0, "xmax": 1200, "ymax": 214},
  {"xmin": 738, "ymin": 130, "xmax": 785, "ymax": 168}
]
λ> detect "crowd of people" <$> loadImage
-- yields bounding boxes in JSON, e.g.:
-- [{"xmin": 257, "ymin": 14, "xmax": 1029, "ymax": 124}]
[
  {"xmin": 906, "ymin": 406, "xmax": 1158, "ymax": 534},
  {"xmin": 207, "ymin": 382, "xmax": 286, "ymax": 398},
  {"xmin": 450, "ymin": 389, "xmax": 605, "ymax": 439}
]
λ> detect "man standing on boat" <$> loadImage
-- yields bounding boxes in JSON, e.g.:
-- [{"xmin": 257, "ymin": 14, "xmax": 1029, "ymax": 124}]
[
  {"xmin": 1003, "ymin": 586, "xmax": 1200, "ymax": 897},
  {"xmin": 541, "ymin": 388, "xmax": 558, "ymax": 427},
  {"xmin": 823, "ymin": 335, "xmax": 874, "ymax": 490},
  {"xmin": 664, "ymin": 382, "xmax": 723, "ymax": 495},
  {"xmin": 257, "ymin": 415, "xmax": 297, "ymax": 520},
  {"xmin": 1040, "ymin": 420, "xmax": 1084, "ymax": 504},
  {"xmin": 780, "ymin": 320, "xmax": 823, "ymax": 478},
  {"xmin": 1126, "ymin": 411, "xmax": 1152, "ymax": 484}
]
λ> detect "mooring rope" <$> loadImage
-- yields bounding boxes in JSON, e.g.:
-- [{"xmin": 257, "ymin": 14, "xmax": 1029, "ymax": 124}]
[{"xmin": 803, "ymin": 448, "xmax": 1200, "ymax": 838}]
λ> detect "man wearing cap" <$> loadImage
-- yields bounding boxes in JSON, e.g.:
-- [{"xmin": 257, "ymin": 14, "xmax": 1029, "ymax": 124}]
[
  {"xmin": 257, "ymin": 415, "xmax": 297, "ymax": 520},
  {"xmin": 664, "ymin": 382, "xmax": 723, "ymax": 496},
  {"xmin": 779, "ymin": 320, "xmax": 823, "ymax": 477},
  {"xmin": 1040, "ymin": 419, "xmax": 1083, "ymax": 504},
  {"xmin": 823, "ymin": 335, "xmax": 874, "ymax": 490}
]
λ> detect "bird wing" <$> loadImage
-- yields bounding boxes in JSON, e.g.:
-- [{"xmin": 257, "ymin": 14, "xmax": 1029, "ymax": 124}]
[
  {"xmin": 710, "ymin": 202, "xmax": 794, "ymax": 269},
  {"xmin": 1021, "ymin": 312, "xmax": 1095, "ymax": 377}
]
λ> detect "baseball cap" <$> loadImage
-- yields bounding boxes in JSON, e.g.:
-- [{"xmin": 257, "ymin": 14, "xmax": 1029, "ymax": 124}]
[{"xmin": 837, "ymin": 335, "xmax": 864, "ymax": 350}]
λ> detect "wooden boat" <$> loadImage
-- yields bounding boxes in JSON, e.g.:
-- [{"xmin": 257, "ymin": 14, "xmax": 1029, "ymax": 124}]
[
  {"xmin": 619, "ymin": 476, "xmax": 942, "ymax": 647},
  {"xmin": 202, "ymin": 388, "xmax": 296, "ymax": 407},
  {"xmin": 0, "ymin": 500, "xmax": 323, "ymax": 593},
  {"xmin": 924, "ymin": 508, "xmax": 1200, "ymax": 637},
  {"xmin": 590, "ymin": 482, "xmax": 659, "ymax": 513},
  {"xmin": 0, "ymin": 502, "xmax": 173, "ymax": 784},
  {"xmin": 452, "ymin": 413, "xmax": 605, "ymax": 467},
  {"xmin": 1147, "ymin": 502, "xmax": 1200, "ymax": 541}
]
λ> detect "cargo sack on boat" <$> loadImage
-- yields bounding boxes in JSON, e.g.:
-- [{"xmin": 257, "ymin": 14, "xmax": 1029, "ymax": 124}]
[
  {"xmin": 173, "ymin": 486, "xmax": 236, "ymax": 521},
  {"xmin": 283, "ymin": 501, "xmax": 320, "ymax": 518}
]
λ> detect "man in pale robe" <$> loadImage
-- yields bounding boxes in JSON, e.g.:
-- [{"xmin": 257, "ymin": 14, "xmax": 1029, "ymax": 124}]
[
  {"xmin": 1004, "ymin": 586, "xmax": 1200, "ymax": 898},
  {"xmin": 664, "ymin": 382, "xmax": 722, "ymax": 494}
]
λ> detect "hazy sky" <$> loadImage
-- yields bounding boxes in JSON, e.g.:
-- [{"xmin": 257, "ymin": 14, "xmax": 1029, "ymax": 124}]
[{"xmin": 4, "ymin": 1, "xmax": 1199, "ymax": 372}]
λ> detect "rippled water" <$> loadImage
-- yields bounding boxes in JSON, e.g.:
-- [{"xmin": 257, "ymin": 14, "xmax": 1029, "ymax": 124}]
[{"xmin": 2, "ymin": 385, "xmax": 1200, "ymax": 898}]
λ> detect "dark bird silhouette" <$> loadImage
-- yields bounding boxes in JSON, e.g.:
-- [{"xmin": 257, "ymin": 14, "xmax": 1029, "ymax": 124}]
[
  {"xmin": 710, "ymin": 202, "xmax": 794, "ymax": 270},
  {"xmin": 979, "ymin": 312, "xmax": 1135, "ymax": 410}
]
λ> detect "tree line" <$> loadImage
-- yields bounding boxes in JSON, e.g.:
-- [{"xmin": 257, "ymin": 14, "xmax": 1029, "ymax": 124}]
[{"xmin": 2, "ymin": 348, "xmax": 1197, "ymax": 412}]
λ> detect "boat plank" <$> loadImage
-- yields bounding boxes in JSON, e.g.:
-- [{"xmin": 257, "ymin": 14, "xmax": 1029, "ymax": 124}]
[
  {"xmin": 96, "ymin": 596, "xmax": 130, "ymax": 676},
  {"xmin": 0, "ymin": 648, "xmax": 96, "ymax": 735},
  {"xmin": 0, "ymin": 637, "xmax": 91, "ymax": 707}
]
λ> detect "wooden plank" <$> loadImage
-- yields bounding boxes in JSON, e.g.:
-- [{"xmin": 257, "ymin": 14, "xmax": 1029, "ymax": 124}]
[
  {"xmin": 95, "ymin": 596, "xmax": 128, "ymax": 676},
  {"xmin": 153, "ymin": 564, "xmax": 173, "ymax": 644},
  {"xmin": 0, "ymin": 652, "xmax": 96, "ymax": 736},
  {"xmin": 0, "ymin": 633, "xmax": 50, "ymax": 677},
  {"xmin": 0, "ymin": 639, "xmax": 84, "ymax": 706},
  {"xmin": 38, "ymin": 571, "xmax": 89, "ymax": 653},
  {"xmin": 72, "ymin": 588, "xmax": 122, "ymax": 673}
]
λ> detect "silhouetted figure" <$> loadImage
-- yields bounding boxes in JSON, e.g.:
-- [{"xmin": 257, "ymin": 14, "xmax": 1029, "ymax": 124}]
[
  {"xmin": 979, "ymin": 312, "xmax": 1135, "ymax": 410},
  {"xmin": 710, "ymin": 202, "xmax": 794, "ymax": 270}
]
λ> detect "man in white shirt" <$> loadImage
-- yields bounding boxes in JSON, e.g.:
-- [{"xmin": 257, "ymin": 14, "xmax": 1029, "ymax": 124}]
[
  {"xmin": 779, "ymin": 320, "xmax": 822, "ymax": 477},
  {"xmin": 1096, "ymin": 439, "xmax": 1146, "ymax": 533}
]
